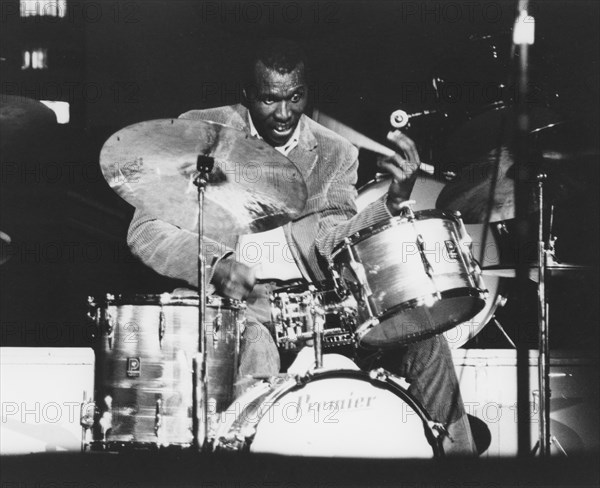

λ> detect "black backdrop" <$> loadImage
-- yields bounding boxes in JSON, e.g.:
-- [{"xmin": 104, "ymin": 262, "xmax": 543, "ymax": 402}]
[{"xmin": 1, "ymin": 0, "xmax": 598, "ymax": 349}]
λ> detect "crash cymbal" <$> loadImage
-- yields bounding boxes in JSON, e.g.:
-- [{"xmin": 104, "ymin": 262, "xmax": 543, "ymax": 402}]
[
  {"xmin": 436, "ymin": 146, "xmax": 539, "ymax": 223},
  {"xmin": 100, "ymin": 119, "xmax": 307, "ymax": 236}
]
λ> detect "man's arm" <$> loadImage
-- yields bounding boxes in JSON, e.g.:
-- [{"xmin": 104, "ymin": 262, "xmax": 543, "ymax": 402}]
[
  {"xmin": 127, "ymin": 208, "xmax": 232, "ymax": 288},
  {"xmin": 314, "ymin": 130, "xmax": 420, "ymax": 267}
]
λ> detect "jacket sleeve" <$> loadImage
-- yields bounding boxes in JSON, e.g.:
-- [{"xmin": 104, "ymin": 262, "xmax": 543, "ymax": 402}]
[
  {"xmin": 313, "ymin": 145, "xmax": 392, "ymax": 266},
  {"xmin": 286, "ymin": 146, "xmax": 391, "ymax": 282},
  {"xmin": 127, "ymin": 208, "xmax": 234, "ymax": 288},
  {"xmin": 125, "ymin": 108, "xmax": 238, "ymax": 288}
]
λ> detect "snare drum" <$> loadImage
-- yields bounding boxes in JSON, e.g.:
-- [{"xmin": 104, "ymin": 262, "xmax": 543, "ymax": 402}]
[
  {"xmin": 88, "ymin": 293, "xmax": 244, "ymax": 449},
  {"xmin": 270, "ymin": 286, "xmax": 357, "ymax": 351},
  {"xmin": 332, "ymin": 209, "xmax": 486, "ymax": 348},
  {"xmin": 213, "ymin": 368, "xmax": 442, "ymax": 458}
]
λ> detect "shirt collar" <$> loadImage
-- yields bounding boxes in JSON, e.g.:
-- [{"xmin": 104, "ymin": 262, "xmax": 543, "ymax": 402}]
[{"xmin": 247, "ymin": 112, "xmax": 301, "ymax": 156}]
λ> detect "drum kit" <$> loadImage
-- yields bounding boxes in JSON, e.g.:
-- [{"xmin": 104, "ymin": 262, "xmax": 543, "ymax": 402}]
[
  {"xmin": 84, "ymin": 106, "xmax": 500, "ymax": 457},
  {"xmin": 80, "ymin": 72, "xmax": 599, "ymax": 456},
  {"xmin": 1, "ymin": 74, "xmax": 595, "ymax": 458}
]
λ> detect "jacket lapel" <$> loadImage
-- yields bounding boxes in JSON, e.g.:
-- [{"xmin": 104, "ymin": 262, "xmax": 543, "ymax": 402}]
[
  {"xmin": 228, "ymin": 105, "xmax": 319, "ymax": 181},
  {"xmin": 287, "ymin": 115, "xmax": 319, "ymax": 181}
]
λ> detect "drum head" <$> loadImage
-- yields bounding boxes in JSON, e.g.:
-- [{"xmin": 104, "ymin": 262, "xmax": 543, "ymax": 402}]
[
  {"xmin": 359, "ymin": 293, "xmax": 486, "ymax": 348},
  {"xmin": 223, "ymin": 370, "xmax": 438, "ymax": 458}
]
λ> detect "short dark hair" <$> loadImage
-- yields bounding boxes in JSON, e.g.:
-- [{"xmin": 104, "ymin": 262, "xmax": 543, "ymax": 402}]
[
  {"xmin": 253, "ymin": 38, "xmax": 307, "ymax": 74},
  {"xmin": 244, "ymin": 38, "xmax": 308, "ymax": 88}
]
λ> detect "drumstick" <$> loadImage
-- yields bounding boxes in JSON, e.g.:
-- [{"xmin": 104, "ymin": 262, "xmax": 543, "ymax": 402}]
[{"xmin": 313, "ymin": 109, "xmax": 435, "ymax": 175}]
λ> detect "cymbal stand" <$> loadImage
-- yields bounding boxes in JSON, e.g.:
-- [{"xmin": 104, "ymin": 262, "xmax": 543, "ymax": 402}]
[
  {"xmin": 312, "ymin": 300, "xmax": 324, "ymax": 369},
  {"xmin": 534, "ymin": 179, "xmax": 567, "ymax": 457},
  {"xmin": 193, "ymin": 155, "xmax": 215, "ymax": 450}
]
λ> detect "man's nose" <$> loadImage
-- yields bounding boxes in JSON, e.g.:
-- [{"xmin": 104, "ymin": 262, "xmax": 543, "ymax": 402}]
[{"xmin": 274, "ymin": 101, "xmax": 291, "ymax": 120}]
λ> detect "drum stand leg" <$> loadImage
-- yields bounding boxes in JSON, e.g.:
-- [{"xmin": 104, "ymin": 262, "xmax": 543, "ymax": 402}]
[
  {"xmin": 312, "ymin": 303, "xmax": 324, "ymax": 369},
  {"xmin": 193, "ymin": 155, "xmax": 214, "ymax": 451},
  {"xmin": 491, "ymin": 318, "xmax": 517, "ymax": 349}
]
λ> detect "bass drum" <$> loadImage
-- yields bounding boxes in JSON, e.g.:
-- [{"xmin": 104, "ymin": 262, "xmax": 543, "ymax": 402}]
[
  {"xmin": 356, "ymin": 173, "xmax": 508, "ymax": 348},
  {"xmin": 213, "ymin": 368, "xmax": 442, "ymax": 458}
]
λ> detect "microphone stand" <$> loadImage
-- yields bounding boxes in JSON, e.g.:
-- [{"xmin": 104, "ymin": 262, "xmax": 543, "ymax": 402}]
[
  {"xmin": 192, "ymin": 155, "xmax": 214, "ymax": 451},
  {"xmin": 512, "ymin": 0, "xmax": 535, "ymax": 457}
]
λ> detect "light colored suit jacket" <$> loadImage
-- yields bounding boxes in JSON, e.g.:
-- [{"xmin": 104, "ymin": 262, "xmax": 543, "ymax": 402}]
[{"xmin": 127, "ymin": 104, "xmax": 391, "ymax": 286}]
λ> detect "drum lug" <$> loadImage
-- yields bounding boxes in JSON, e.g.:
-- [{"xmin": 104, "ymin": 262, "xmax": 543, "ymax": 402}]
[
  {"xmin": 213, "ymin": 311, "xmax": 223, "ymax": 345},
  {"xmin": 154, "ymin": 398, "xmax": 162, "ymax": 438},
  {"xmin": 368, "ymin": 368, "xmax": 389, "ymax": 382},
  {"xmin": 98, "ymin": 396, "xmax": 113, "ymax": 440},
  {"xmin": 158, "ymin": 309, "xmax": 166, "ymax": 347},
  {"xmin": 346, "ymin": 243, "xmax": 376, "ymax": 318},
  {"xmin": 105, "ymin": 314, "xmax": 115, "ymax": 349},
  {"xmin": 397, "ymin": 200, "xmax": 416, "ymax": 219},
  {"xmin": 80, "ymin": 400, "xmax": 96, "ymax": 429}
]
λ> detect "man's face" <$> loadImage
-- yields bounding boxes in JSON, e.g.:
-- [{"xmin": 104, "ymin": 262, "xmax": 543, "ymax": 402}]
[{"xmin": 245, "ymin": 61, "xmax": 308, "ymax": 147}]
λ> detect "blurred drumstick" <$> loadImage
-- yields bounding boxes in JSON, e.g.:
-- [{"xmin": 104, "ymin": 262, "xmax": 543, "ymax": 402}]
[{"xmin": 312, "ymin": 109, "xmax": 435, "ymax": 175}]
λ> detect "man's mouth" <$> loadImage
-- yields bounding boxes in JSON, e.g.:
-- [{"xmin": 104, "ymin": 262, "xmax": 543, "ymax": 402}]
[{"xmin": 272, "ymin": 125, "xmax": 293, "ymax": 137}]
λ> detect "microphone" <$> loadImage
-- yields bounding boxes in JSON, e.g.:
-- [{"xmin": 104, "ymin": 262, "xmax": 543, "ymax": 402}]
[{"xmin": 390, "ymin": 109, "xmax": 447, "ymax": 129}]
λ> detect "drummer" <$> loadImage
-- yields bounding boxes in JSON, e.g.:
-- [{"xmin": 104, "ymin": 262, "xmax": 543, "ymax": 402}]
[{"xmin": 127, "ymin": 38, "xmax": 476, "ymax": 455}]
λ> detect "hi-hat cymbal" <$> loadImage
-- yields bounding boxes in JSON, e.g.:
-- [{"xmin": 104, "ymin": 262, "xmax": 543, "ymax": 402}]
[
  {"xmin": 482, "ymin": 263, "xmax": 592, "ymax": 282},
  {"xmin": 100, "ymin": 119, "xmax": 307, "ymax": 236},
  {"xmin": 446, "ymin": 104, "xmax": 561, "ymax": 162},
  {"xmin": 436, "ymin": 146, "xmax": 539, "ymax": 223}
]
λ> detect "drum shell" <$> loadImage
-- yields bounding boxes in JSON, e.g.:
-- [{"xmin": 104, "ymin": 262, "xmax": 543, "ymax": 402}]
[
  {"xmin": 356, "ymin": 174, "xmax": 507, "ymax": 348},
  {"xmin": 91, "ymin": 294, "xmax": 243, "ymax": 447},
  {"xmin": 213, "ymin": 369, "xmax": 441, "ymax": 458},
  {"xmin": 333, "ymin": 210, "xmax": 485, "ymax": 348}
]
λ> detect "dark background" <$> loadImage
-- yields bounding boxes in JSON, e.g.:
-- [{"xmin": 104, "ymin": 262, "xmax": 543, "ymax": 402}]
[{"xmin": 1, "ymin": 0, "xmax": 598, "ymax": 350}]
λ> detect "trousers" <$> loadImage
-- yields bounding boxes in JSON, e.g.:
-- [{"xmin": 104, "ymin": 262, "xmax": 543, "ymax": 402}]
[{"xmin": 236, "ymin": 284, "xmax": 477, "ymax": 456}]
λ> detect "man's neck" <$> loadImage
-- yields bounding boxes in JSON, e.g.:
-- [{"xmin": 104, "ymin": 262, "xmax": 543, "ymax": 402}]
[{"xmin": 247, "ymin": 112, "xmax": 301, "ymax": 156}]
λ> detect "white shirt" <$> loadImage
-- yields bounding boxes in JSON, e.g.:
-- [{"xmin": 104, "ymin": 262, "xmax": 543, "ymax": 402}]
[
  {"xmin": 237, "ymin": 114, "xmax": 303, "ymax": 281},
  {"xmin": 247, "ymin": 112, "xmax": 301, "ymax": 156}
]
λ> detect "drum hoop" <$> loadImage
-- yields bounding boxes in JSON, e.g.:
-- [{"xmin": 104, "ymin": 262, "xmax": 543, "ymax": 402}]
[
  {"xmin": 92, "ymin": 293, "xmax": 244, "ymax": 309},
  {"xmin": 332, "ymin": 209, "xmax": 460, "ymax": 256},
  {"xmin": 237, "ymin": 369, "xmax": 442, "ymax": 457},
  {"xmin": 87, "ymin": 440, "xmax": 191, "ymax": 452}
]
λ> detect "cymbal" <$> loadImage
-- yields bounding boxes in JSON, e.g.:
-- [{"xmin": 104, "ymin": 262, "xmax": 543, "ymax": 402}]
[
  {"xmin": 531, "ymin": 120, "xmax": 600, "ymax": 163},
  {"xmin": 446, "ymin": 104, "xmax": 561, "ymax": 162},
  {"xmin": 436, "ymin": 146, "xmax": 538, "ymax": 223},
  {"xmin": 482, "ymin": 263, "xmax": 593, "ymax": 283},
  {"xmin": 0, "ymin": 231, "xmax": 12, "ymax": 266},
  {"xmin": 100, "ymin": 119, "xmax": 307, "ymax": 236},
  {"xmin": 0, "ymin": 95, "xmax": 57, "ymax": 155}
]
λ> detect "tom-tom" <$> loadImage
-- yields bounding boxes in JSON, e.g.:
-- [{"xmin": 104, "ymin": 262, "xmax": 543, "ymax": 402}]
[
  {"xmin": 212, "ymin": 368, "xmax": 443, "ymax": 458},
  {"xmin": 270, "ymin": 286, "xmax": 357, "ymax": 351},
  {"xmin": 332, "ymin": 208, "xmax": 487, "ymax": 348},
  {"xmin": 356, "ymin": 173, "xmax": 508, "ymax": 348},
  {"xmin": 87, "ymin": 293, "xmax": 244, "ymax": 450}
]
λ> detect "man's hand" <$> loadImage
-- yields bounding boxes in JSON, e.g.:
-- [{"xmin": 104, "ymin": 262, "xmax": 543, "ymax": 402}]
[
  {"xmin": 211, "ymin": 258, "xmax": 256, "ymax": 301},
  {"xmin": 377, "ymin": 130, "xmax": 421, "ymax": 215}
]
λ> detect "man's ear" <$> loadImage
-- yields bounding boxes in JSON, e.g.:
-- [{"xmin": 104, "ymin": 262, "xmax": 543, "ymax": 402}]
[{"xmin": 242, "ymin": 83, "xmax": 258, "ymax": 107}]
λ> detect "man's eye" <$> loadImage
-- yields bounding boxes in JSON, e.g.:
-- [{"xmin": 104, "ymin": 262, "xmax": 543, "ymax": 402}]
[
  {"xmin": 262, "ymin": 96, "xmax": 275, "ymax": 105},
  {"xmin": 290, "ymin": 92, "xmax": 303, "ymax": 103}
]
